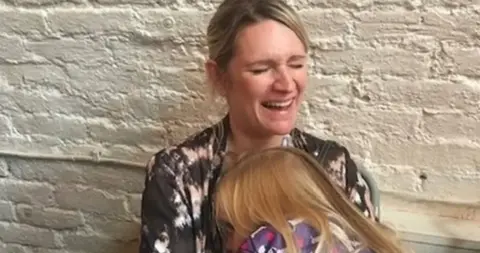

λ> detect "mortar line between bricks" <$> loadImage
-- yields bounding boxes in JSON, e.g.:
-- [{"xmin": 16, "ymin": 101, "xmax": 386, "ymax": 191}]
[{"xmin": 0, "ymin": 150, "xmax": 145, "ymax": 169}]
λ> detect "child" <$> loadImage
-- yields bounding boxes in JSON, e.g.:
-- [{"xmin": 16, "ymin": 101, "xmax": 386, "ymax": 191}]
[{"xmin": 214, "ymin": 147, "xmax": 409, "ymax": 253}]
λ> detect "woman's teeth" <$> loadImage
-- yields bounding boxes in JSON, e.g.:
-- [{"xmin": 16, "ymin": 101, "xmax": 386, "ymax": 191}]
[{"xmin": 262, "ymin": 99, "xmax": 293, "ymax": 109}]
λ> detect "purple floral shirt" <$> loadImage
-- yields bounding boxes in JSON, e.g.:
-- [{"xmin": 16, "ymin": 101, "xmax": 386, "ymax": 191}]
[{"xmin": 237, "ymin": 220, "xmax": 374, "ymax": 253}]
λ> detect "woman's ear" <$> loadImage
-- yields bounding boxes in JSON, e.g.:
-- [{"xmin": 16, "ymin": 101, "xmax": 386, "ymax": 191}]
[{"xmin": 205, "ymin": 59, "xmax": 227, "ymax": 97}]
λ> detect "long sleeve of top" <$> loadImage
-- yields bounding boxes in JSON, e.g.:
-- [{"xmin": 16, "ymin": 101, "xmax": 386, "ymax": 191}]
[{"xmin": 139, "ymin": 115, "xmax": 378, "ymax": 253}]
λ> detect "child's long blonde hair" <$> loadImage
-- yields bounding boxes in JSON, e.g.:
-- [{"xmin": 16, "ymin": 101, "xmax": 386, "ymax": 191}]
[{"xmin": 215, "ymin": 147, "xmax": 408, "ymax": 253}]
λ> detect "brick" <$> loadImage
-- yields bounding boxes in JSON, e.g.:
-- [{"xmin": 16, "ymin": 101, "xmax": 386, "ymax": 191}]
[
  {"xmin": 370, "ymin": 164, "xmax": 420, "ymax": 193},
  {"xmin": 54, "ymin": 185, "xmax": 128, "ymax": 217},
  {"xmin": 73, "ymin": 164, "xmax": 144, "ymax": 193},
  {"xmin": 0, "ymin": 135, "xmax": 90, "ymax": 162},
  {"xmin": 95, "ymin": 0, "xmax": 154, "ymax": 5},
  {"xmin": 1, "ymin": 89, "xmax": 89, "ymax": 116},
  {"xmin": 9, "ymin": 159, "xmax": 85, "ymax": 185},
  {"xmin": 109, "ymin": 10, "xmax": 210, "ymax": 69},
  {"xmin": 292, "ymin": 0, "xmax": 373, "ymax": 8},
  {"xmin": 371, "ymin": 0, "xmax": 423, "ymax": 8},
  {"xmin": 62, "ymin": 233, "xmax": 135, "ymax": 253},
  {"xmin": 0, "ymin": 158, "xmax": 7, "ymax": 177},
  {"xmin": 442, "ymin": 44, "xmax": 480, "ymax": 77},
  {"xmin": 2, "ymin": 244, "xmax": 30, "ymax": 253},
  {"xmin": 313, "ymin": 48, "xmax": 430, "ymax": 77},
  {"xmin": 25, "ymin": 39, "xmax": 111, "ymax": 67},
  {"xmin": 48, "ymin": 9, "xmax": 138, "ymax": 36},
  {"xmin": 306, "ymin": 74, "xmax": 352, "ymax": 102},
  {"xmin": 0, "ymin": 180, "xmax": 56, "ymax": 207},
  {"xmin": 139, "ymin": 9, "xmax": 211, "ymax": 37},
  {"xmin": 85, "ymin": 215, "xmax": 140, "ymax": 240},
  {"xmin": 308, "ymin": 36, "xmax": 348, "ymax": 51},
  {"xmin": 16, "ymin": 204, "xmax": 84, "ymax": 230},
  {"xmin": 299, "ymin": 9, "xmax": 352, "ymax": 38},
  {"xmin": 5, "ymin": 0, "xmax": 70, "ymax": 6},
  {"xmin": 355, "ymin": 22, "xmax": 438, "ymax": 52},
  {"xmin": 2, "ymin": 88, "xmax": 130, "ymax": 121},
  {"xmin": 334, "ymin": 135, "xmax": 372, "ymax": 160},
  {"xmin": 119, "ymin": 68, "xmax": 218, "ymax": 121},
  {"xmin": 145, "ymin": 68, "xmax": 205, "ymax": 94},
  {"xmin": 86, "ymin": 119, "xmax": 168, "ymax": 147},
  {"xmin": 65, "ymin": 62, "xmax": 151, "ymax": 93},
  {"xmin": 0, "ymin": 222, "xmax": 59, "ymax": 248},
  {"xmin": 127, "ymin": 194, "xmax": 142, "ymax": 217},
  {"xmin": 308, "ymin": 104, "xmax": 420, "ymax": 138},
  {"xmin": 102, "ymin": 144, "xmax": 151, "ymax": 163},
  {"xmin": 108, "ymin": 38, "xmax": 207, "ymax": 70},
  {"xmin": 390, "ymin": 6, "xmax": 479, "ymax": 44},
  {"xmin": 0, "ymin": 9, "xmax": 47, "ymax": 38},
  {"xmin": 0, "ymin": 95, "xmax": 16, "ymax": 119},
  {"xmin": 0, "ymin": 67, "xmax": 22, "ymax": 87},
  {"xmin": 422, "ymin": 112, "xmax": 480, "ymax": 142},
  {"xmin": 0, "ymin": 201, "xmax": 15, "ymax": 221},
  {"xmin": 422, "ymin": 0, "xmax": 480, "ymax": 6},
  {"xmin": 30, "ymin": 248, "xmax": 66, "ymax": 253},
  {"xmin": 124, "ymin": 91, "xmax": 202, "ymax": 122},
  {"xmin": 0, "ymin": 115, "xmax": 11, "ymax": 137},
  {"xmin": 12, "ymin": 114, "xmax": 89, "ymax": 141},
  {"xmin": 0, "ymin": 36, "xmax": 40, "ymax": 63},
  {"xmin": 355, "ymin": 23, "xmax": 408, "ymax": 40},
  {"xmin": 354, "ymin": 9, "xmax": 421, "ymax": 24},
  {"xmin": 0, "ymin": 64, "xmax": 70, "ymax": 91},
  {"xmin": 413, "ymin": 8, "xmax": 480, "ymax": 43},
  {"xmin": 371, "ymin": 139, "xmax": 480, "ymax": 171},
  {"xmin": 362, "ymin": 77, "xmax": 480, "ymax": 113}
]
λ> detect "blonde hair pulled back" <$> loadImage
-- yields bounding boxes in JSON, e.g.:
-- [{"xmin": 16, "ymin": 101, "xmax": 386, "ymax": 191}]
[{"xmin": 206, "ymin": 0, "xmax": 309, "ymax": 71}]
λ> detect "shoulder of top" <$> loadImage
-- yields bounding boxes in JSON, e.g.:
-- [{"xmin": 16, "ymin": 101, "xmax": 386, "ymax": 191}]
[
  {"xmin": 145, "ymin": 125, "xmax": 218, "ymax": 174},
  {"xmin": 294, "ymin": 128, "xmax": 350, "ymax": 152}
]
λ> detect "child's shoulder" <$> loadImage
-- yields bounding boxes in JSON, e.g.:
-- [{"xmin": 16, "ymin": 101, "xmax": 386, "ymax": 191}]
[
  {"xmin": 238, "ymin": 225, "xmax": 284, "ymax": 252},
  {"xmin": 238, "ymin": 220, "xmax": 319, "ymax": 253},
  {"xmin": 237, "ymin": 220, "xmax": 375, "ymax": 253}
]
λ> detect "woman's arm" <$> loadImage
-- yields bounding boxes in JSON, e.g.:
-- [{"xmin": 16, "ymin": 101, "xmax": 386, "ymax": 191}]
[{"xmin": 139, "ymin": 150, "xmax": 197, "ymax": 253}]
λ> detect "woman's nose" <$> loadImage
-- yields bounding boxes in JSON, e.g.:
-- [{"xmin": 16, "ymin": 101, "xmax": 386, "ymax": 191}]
[{"xmin": 272, "ymin": 68, "xmax": 295, "ymax": 92}]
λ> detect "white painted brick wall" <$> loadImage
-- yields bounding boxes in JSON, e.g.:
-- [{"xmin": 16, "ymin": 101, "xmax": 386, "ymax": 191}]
[{"xmin": 0, "ymin": 0, "xmax": 479, "ymax": 252}]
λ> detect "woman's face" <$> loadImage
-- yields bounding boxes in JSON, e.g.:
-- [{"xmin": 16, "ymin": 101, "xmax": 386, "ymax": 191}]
[{"xmin": 222, "ymin": 19, "xmax": 308, "ymax": 137}]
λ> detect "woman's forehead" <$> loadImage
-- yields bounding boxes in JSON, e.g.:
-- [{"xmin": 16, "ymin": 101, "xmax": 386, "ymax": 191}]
[{"xmin": 233, "ymin": 19, "xmax": 306, "ymax": 63}]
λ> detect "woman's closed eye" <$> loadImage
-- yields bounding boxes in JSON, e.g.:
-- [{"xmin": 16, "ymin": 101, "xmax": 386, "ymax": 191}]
[
  {"xmin": 289, "ymin": 64, "xmax": 304, "ymax": 69},
  {"xmin": 250, "ymin": 68, "xmax": 269, "ymax": 75}
]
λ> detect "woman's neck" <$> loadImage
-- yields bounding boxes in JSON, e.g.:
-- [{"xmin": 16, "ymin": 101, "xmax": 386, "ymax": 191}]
[{"xmin": 226, "ymin": 118, "xmax": 286, "ymax": 156}]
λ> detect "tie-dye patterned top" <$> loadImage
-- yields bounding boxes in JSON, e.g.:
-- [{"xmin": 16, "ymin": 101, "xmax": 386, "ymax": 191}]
[
  {"xmin": 238, "ymin": 220, "xmax": 374, "ymax": 253},
  {"xmin": 139, "ymin": 115, "xmax": 377, "ymax": 253}
]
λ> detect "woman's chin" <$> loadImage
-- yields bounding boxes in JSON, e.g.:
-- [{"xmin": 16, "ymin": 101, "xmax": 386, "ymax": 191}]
[{"xmin": 262, "ymin": 120, "xmax": 296, "ymax": 136}]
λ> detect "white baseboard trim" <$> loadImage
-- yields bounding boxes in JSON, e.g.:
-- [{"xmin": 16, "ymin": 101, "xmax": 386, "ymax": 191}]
[{"xmin": 381, "ymin": 209, "xmax": 480, "ymax": 251}]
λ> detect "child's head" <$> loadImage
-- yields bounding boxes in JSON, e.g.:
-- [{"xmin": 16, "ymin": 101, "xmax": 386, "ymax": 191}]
[{"xmin": 215, "ymin": 147, "xmax": 408, "ymax": 253}]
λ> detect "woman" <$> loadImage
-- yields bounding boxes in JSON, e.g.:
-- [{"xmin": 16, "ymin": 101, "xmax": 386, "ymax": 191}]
[
  {"xmin": 139, "ymin": 0, "xmax": 377, "ymax": 253},
  {"xmin": 215, "ymin": 147, "xmax": 406, "ymax": 253}
]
